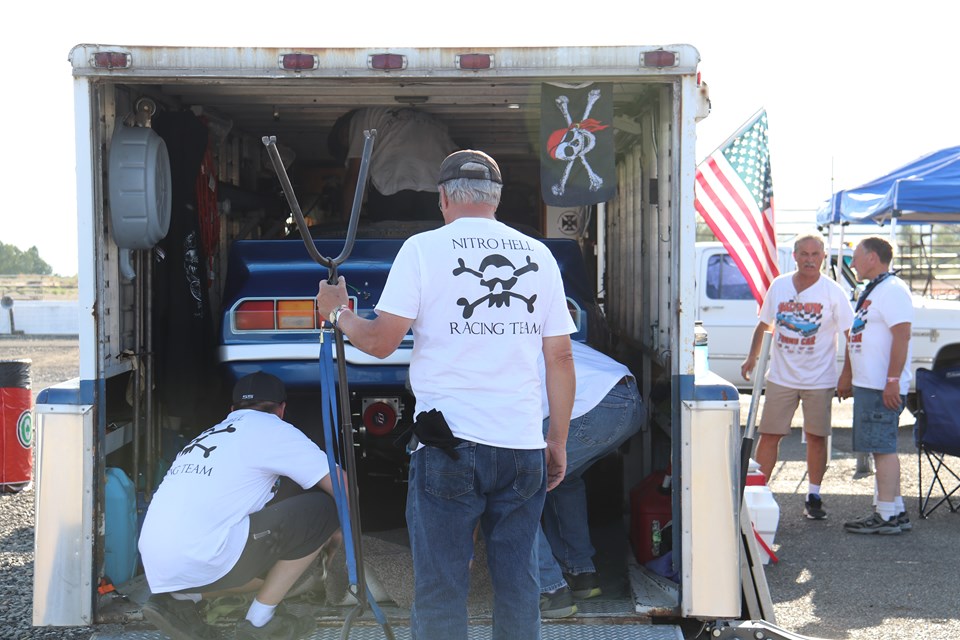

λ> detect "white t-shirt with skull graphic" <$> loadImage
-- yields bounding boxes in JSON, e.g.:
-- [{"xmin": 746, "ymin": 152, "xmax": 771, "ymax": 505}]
[
  {"xmin": 138, "ymin": 409, "xmax": 330, "ymax": 593},
  {"xmin": 376, "ymin": 217, "xmax": 576, "ymax": 449}
]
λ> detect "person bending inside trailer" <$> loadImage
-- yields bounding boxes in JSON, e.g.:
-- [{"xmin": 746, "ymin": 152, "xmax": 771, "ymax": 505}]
[{"xmin": 138, "ymin": 371, "xmax": 344, "ymax": 640}]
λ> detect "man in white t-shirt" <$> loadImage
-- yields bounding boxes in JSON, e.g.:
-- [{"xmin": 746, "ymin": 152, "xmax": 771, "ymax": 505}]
[
  {"xmin": 138, "ymin": 372, "xmax": 342, "ymax": 640},
  {"xmin": 838, "ymin": 236, "xmax": 913, "ymax": 535},
  {"xmin": 316, "ymin": 150, "xmax": 576, "ymax": 639},
  {"xmin": 741, "ymin": 233, "xmax": 854, "ymax": 520},
  {"xmin": 328, "ymin": 107, "xmax": 458, "ymax": 222}
]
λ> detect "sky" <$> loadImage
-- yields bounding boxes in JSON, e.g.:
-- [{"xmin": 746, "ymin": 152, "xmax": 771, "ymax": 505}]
[{"xmin": 2, "ymin": 1, "xmax": 956, "ymax": 276}]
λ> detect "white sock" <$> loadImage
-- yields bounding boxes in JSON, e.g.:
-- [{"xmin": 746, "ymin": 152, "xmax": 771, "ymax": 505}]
[
  {"xmin": 808, "ymin": 483, "xmax": 821, "ymax": 497},
  {"xmin": 876, "ymin": 500, "xmax": 897, "ymax": 520},
  {"xmin": 169, "ymin": 592, "xmax": 201, "ymax": 603},
  {"xmin": 245, "ymin": 598, "xmax": 277, "ymax": 628},
  {"xmin": 894, "ymin": 496, "xmax": 905, "ymax": 514}
]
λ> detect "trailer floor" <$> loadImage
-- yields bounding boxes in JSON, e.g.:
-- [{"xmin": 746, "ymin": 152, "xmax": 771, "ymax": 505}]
[{"xmin": 91, "ymin": 521, "xmax": 683, "ymax": 639}]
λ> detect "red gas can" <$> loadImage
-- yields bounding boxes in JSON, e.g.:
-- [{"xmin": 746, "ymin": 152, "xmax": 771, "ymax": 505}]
[{"xmin": 630, "ymin": 469, "xmax": 673, "ymax": 564}]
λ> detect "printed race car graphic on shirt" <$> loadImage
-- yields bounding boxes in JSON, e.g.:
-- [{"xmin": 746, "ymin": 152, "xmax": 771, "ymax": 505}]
[{"xmin": 775, "ymin": 300, "xmax": 824, "ymax": 338}]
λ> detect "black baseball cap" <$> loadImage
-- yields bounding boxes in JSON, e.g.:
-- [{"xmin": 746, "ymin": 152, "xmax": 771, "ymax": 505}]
[
  {"xmin": 232, "ymin": 371, "xmax": 287, "ymax": 405},
  {"xmin": 437, "ymin": 150, "xmax": 502, "ymax": 185}
]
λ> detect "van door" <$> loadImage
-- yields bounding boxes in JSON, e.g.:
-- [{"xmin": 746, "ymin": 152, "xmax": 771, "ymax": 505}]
[{"xmin": 697, "ymin": 246, "xmax": 763, "ymax": 387}]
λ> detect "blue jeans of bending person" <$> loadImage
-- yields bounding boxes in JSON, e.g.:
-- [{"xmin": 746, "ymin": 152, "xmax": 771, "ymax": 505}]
[
  {"xmin": 406, "ymin": 441, "xmax": 546, "ymax": 640},
  {"xmin": 538, "ymin": 377, "xmax": 644, "ymax": 593}
]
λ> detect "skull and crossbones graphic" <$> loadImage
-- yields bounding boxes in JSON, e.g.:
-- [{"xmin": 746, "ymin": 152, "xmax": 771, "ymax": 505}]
[
  {"xmin": 453, "ymin": 254, "xmax": 539, "ymax": 319},
  {"xmin": 547, "ymin": 88, "xmax": 610, "ymax": 197},
  {"xmin": 179, "ymin": 423, "xmax": 237, "ymax": 458}
]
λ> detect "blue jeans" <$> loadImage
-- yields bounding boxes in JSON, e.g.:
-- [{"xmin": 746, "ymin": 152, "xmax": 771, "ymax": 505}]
[
  {"xmin": 538, "ymin": 377, "xmax": 644, "ymax": 593},
  {"xmin": 406, "ymin": 441, "xmax": 546, "ymax": 640}
]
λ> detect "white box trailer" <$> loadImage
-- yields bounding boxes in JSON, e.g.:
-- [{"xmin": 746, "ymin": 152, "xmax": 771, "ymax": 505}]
[{"xmin": 33, "ymin": 43, "xmax": 809, "ymax": 639}]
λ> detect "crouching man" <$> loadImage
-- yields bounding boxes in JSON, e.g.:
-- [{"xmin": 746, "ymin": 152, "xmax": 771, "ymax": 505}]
[{"xmin": 138, "ymin": 371, "xmax": 343, "ymax": 640}]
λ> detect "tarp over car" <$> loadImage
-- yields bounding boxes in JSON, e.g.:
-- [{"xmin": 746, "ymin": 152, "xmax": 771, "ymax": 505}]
[{"xmin": 816, "ymin": 146, "xmax": 960, "ymax": 226}]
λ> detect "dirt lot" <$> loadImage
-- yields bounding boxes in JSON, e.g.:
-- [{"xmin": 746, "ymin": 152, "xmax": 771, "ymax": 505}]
[{"xmin": 3, "ymin": 335, "xmax": 959, "ymax": 639}]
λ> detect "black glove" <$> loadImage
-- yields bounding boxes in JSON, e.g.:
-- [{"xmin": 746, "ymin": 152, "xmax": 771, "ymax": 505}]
[{"xmin": 413, "ymin": 409, "xmax": 460, "ymax": 460}]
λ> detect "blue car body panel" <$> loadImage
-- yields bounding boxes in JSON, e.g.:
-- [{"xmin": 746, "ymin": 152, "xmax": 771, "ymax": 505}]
[{"xmin": 219, "ymin": 237, "xmax": 593, "ymax": 390}]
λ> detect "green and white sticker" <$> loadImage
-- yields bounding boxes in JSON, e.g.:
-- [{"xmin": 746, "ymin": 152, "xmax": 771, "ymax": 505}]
[{"xmin": 17, "ymin": 411, "xmax": 32, "ymax": 449}]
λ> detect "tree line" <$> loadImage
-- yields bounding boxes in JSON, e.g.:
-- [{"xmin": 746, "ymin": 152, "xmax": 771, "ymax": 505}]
[{"xmin": 0, "ymin": 242, "xmax": 53, "ymax": 275}]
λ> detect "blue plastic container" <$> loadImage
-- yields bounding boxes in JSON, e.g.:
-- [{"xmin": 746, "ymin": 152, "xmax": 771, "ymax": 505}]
[{"xmin": 104, "ymin": 467, "xmax": 138, "ymax": 585}]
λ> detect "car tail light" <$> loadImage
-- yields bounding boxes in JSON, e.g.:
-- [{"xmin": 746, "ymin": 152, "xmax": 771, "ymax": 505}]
[
  {"xmin": 362, "ymin": 399, "xmax": 399, "ymax": 436},
  {"xmin": 232, "ymin": 297, "xmax": 356, "ymax": 332},
  {"xmin": 235, "ymin": 300, "xmax": 275, "ymax": 331},
  {"xmin": 277, "ymin": 299, "xmax": 316, "ymax": 330}
]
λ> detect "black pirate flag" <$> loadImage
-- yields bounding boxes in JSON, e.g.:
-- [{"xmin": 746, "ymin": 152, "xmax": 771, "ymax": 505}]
[{"xmin": 540, "ymin": 83, "xmax": 616, "ymax": 207}]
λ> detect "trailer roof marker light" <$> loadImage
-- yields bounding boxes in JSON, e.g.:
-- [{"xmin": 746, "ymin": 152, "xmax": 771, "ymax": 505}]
[
  {"xmin": 369, "ymin": 54, "xmax": 407, "ymax": 71},
  {"xmin": 642, "ymin": 49, "xmax": 677, "ymax": 68},
  {"xmin": 93, "ymin": 52, "xmax": 131, "ymax": 69},
  {"xmin": 279, "ymin": 53, "xmax": 319, "ymax": 71},
  {"xmin": 456, "ymin": 54, "xmax": 494, "ymax": 70}
]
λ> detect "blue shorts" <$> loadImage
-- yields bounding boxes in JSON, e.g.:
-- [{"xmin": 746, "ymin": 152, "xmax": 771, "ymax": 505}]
[{"xmin": 852, "ymin": 386, "xmax": 904, "ymax": 454}]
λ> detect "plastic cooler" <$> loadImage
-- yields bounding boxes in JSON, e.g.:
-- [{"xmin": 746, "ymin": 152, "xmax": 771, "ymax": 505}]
[
  {"xmin": 743, "ymin": 485, "xmax": 780, "ymax": 564},
  {"xmin": 630, "ymin": 469, "xmax": 672, "ymax": 564},
  {"xmin": 0, "ymin": 359, "xmax": 33, "ymax": 490}
]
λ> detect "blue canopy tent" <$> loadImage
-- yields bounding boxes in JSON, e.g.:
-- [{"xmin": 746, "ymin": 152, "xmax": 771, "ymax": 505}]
[{"xmin": 816, "ymin": 146, "xmax": 960, "ymax": 226}]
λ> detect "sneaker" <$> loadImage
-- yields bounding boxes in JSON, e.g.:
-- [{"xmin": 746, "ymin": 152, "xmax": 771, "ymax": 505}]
[
  {"xmin": 843, "ymin": 512, "xmax": 901, "ymax": 535},
  {"xmin": 235, "ymin": 604, "xmax": 316, "ymax": 640},
  {"xmin": 563, "ymin": 571, "xmax": 602, "ymax": 599},
  {"xmin": 804, "ymin": 494, "xmax": 827, "ymax": 520},
  {"xmin": 539, "ymin": 586, "xmax": 577, "ymax": 619},
  {"xmin": 141, "ymin": 593, "xmax": 219, "ymax": 640},
  {"xmin": 897, "ymin": 511, "xmax": 913, "ymax": 532}
]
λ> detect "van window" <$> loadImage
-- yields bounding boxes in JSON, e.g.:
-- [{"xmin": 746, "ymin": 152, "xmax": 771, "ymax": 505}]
[{"xmin": 706, "ymin": 254, "xmax": 755, "ymax": 300}]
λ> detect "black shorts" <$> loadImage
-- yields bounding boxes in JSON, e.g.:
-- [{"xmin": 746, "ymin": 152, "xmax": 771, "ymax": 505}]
[{"xmin": 191, "ymin": 490, "xmax": 339, "ymax": 592}]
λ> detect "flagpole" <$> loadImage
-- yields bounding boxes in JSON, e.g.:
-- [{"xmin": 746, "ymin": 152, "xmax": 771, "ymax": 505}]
[{"xmin": 700, "ymin": 107, "xmax": 766, "ymax": 161}]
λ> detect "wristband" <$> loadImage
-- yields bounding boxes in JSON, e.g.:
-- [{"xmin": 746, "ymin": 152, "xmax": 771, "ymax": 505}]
[
  {"xmin": 328, "ymin": 304, "xmax": 349, "ymax": 327},
  {"xmin": 886, "ymin": 377, "xmax": 900, "ymax": 384}
]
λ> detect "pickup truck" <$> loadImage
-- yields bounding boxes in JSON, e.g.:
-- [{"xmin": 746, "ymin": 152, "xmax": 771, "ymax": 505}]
[{"xmin": 696, "ymin": 241, "xmax": 960, "ymax": 404}]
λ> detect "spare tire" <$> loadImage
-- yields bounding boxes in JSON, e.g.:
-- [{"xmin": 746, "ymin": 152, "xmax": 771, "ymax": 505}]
[{"xmin": 108, "ymin": 124, "xmax": 172, "ymax": 249}]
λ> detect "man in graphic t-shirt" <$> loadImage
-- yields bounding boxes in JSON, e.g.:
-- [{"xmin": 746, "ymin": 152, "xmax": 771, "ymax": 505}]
[
  {"xmin": 838, "ymin": 236, "xmax": 913, "ymax": 535},
  {"xmin": 138, "ymin": 371, "xmax": 343, "ymax": 640},
  {"xmin": 316, "ymin": 150, "xmax": 576, "ymax": 639},
  {"xmin": 741, "ymin": 233, "xmax": 854, "ymax": 520}
]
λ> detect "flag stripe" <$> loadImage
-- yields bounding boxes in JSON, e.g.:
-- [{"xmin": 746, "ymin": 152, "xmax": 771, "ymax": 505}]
[
  {"xmin": 694, "ymin": 109, "xmax": 779, "ymax": 304},
  {"xmin": 698, "ymin": 157, "xmax": 769, "ymax": 280}
]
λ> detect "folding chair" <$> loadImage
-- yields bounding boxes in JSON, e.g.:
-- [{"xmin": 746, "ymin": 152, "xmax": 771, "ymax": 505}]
[{"xmin": 913, "ymin": 365, "xmax": 960, "ymax": 518}]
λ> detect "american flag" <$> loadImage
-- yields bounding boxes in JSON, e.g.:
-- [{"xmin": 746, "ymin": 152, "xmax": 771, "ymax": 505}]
[{"xmin": 695, "ymin": 109, "xmax": 778, "ymax": 305}]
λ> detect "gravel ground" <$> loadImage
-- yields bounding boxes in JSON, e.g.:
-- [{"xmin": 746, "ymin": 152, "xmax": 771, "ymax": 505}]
[
  {"xmin": 0, "ymin": 336, "xmax": 101, "ymax": 639},
  {"xmin": 1, "ymin": 336, "xmax": 957, "ymax": 639}
]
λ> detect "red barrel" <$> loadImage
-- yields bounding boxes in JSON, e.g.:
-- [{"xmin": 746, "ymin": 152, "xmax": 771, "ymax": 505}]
[{"xmin": 0, "ymin": 359, "xmax": 32, "ymax": 490}]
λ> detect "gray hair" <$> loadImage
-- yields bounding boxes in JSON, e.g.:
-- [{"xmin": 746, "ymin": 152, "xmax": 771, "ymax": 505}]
[
  {"xmin": 860, "ymin": 236, "xmax": 893, "ymax": 265},
  {"xmin": 793, "ymin": 232, "xmax": 825, "ymax": 252},
  {"xmin": 440, "ymin": 178, "xmax": 502, "ymax": 208}
]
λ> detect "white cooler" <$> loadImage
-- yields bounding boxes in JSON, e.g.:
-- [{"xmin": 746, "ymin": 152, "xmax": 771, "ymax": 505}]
[{"xmin": 743, "ymin": 485, "xmax": 780, "ymax": 564}]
